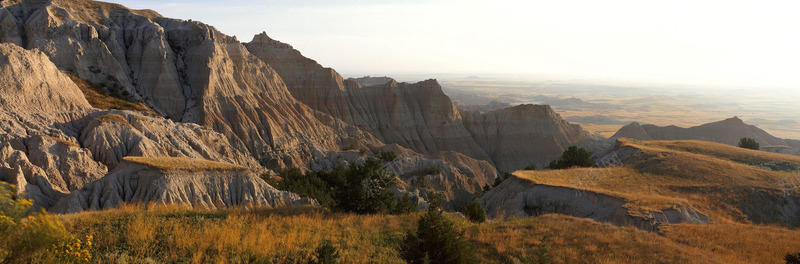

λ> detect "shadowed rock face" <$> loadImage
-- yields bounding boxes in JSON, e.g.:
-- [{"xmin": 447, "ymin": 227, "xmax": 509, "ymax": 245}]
[
  {"xmin": 245, "ymin": 33, "xmax": 591, "ymax": 172},
  {"xmin": 53, "ymin": 158, "xmax": 315, "ymax": 213},
  {"xmin": 462, "ymin": 104, "xmax": 590, "ymax": 172},
  {"xmin": 613, "ymin": 117, "xmax": 800, "ymax": 155}
]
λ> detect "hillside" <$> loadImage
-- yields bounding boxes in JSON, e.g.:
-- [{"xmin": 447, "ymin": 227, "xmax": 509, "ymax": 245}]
[
  {"xmin": 482, "ymin": 139, "xmax": 800, "ymax": 228},
  {"xmin": 613, "ymin": 117, "xmax": 800, "ymax": 155}
]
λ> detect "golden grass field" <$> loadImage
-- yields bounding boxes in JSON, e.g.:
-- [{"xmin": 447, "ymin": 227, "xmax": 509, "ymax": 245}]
[
  {"xmin": 122, "ymin": 156, "xmax": 247, "ymax": 171},
  {"xmin": 513, "ymin": 139, "xmax": 800, "ymax": 223},
  {"xmin": 51, "ymin": 204, "xmax": 800, "ymax": 264}
]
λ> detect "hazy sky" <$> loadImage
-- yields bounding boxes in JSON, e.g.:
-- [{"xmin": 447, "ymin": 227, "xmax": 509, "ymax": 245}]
[{"xmin": 110, "ymin": 0, "xmax": 800, "ymax": 89}]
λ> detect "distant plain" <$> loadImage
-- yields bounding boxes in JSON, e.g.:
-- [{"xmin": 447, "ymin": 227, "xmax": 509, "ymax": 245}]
[{"xmin": 437, "ymin": 77, "xmax": 800, "ymax": 139}]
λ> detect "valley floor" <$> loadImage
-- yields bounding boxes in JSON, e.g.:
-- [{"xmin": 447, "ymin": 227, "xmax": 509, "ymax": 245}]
[{"xmin": 17, "ymin": 205, "xmax": 799, "ymax": 264}]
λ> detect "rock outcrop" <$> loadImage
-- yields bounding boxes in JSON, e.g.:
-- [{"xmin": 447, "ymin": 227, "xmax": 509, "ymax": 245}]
[
  {"xmin": 613, "ymin": 117, "xmax": 800, "ymax": 155},
  {"xmin": 462, "ymin": 104, "xmax": 590, "ymax": 172},
  {"xmin": 0, "ymin": 39, "xmax": 270, "ymax": 210},
  {"xmin": 0, "ymin": 0, "xmax": 381, "ymax": 170},
  {"xmin": 245, "ymin": 33, "xmax": 591, "ymax": 172},
  {"xmin": 53, "ymin": 157, "xmax": 314, "ymax": 213},
  {"xmin": 0, "ymin": 43, "xmax": 90, "ymax": 113},
  {"xmin": 480, "ymin": 175, "xmax": 711, "ymax": 231}
]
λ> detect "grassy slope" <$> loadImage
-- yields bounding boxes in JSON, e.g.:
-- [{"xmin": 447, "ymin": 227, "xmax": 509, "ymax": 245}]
[
  {"xmin": 513, "ymin": 139, "xmax": 800, "ymax": 222},
  {"xmin": 57, "ymin": 205, "xmax": 800, "ymax": 264},
  {"xmin": 122, "ymin": 156, "xmax": 246, "ymax": 171},
  {"xmin": 66, "ymin": 73, "xmax": 157, "ymax": 115}
]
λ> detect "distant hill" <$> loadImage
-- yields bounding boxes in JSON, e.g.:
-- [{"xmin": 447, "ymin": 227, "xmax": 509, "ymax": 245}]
[{"xmin": 612, "ymin": 117, "xmax": 800, "ymax": 155}]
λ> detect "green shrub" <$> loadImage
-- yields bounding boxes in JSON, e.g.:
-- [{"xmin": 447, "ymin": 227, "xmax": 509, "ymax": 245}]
[
  {"xmin": 786, "ymin": 252, "xmax": 800, "ymax": 264},
  {"xmin": 312, "ymin": 239, "xmax": 340, "ymax": 264},
  {"xmin": 548, "ymin": 146, "xmax": 595, "ymax": 169},
  {"xmin": 524, "ymin": 163, "xmax": 538, "ymax": 170},
  {"xmin": 393, "ymin": 192, "xmax": 417, "ymax": 214},
  {"xmin": 266, "ymin": 158, "xmax": 405, "ymax": 214},
  {"xmin": 401, "ymin": 194, "xmax": 473, "ymax": 263},
  {"xmin": 0, "ymin": 182, "xmax": 82, "ymax": 263},
  {"xmin": 377, "ymin": 151, "xmax": 398, "ymax": 162},
  {"xmin": 738, "ymin": 137, "xmax": 760, "ymax": 150},
  {"xmin": 463, "ymin": 200, "xmax": 486, "ymax": 223}
]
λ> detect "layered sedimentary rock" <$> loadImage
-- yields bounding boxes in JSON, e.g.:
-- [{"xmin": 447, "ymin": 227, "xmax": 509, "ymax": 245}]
[
  {"xmin": 245, "ymin": 33, "xmax": 591, "ymax": 172},
  {"xmin": 0, "ymin": 0, "xmax": 379, "ymax": 170},
  {"xmin": 0, "ymin": 42, "xmax": 90, "ymax": 112},
  {"xmin": 54, "ymin": 157, "xmax": 314, "ymax": 213},
  {"xmin": 0, "ymin": 0, "xmax": 593, "ymax": 212},
  {"xmin": 613, "ymin": 117, "xmax": 800, "ymax": 155},
  {"xmin": 0, "ymin": 40, "xmax": 267, "ymax": 209}
]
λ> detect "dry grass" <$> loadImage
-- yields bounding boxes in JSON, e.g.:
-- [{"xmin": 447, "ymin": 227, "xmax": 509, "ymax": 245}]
[
  {"xmin": 56, "ymin": 205, "xmax": 800, "ymax": 264},
  {"xmin": 635, "ymin": 139, "xmax": 800, "ymax": 166},
  {"xmin": 513, "ymin": 139, "xmax": 800, "ymax": 223},
  {"xmin": 66, "ymin": 72, "xmax": 157, "ymax": 115},
  {"xmin": 93, "ymin": 114, "xmax": 134, "ymax": 128},
  {"xmin": 42, "ymin": 135, "xmax": 80, "ymax": 148},
  {"xmin": 660, "ymin": 223, "xmax": 800, "ymax": 264},
  {"xmin": 60, "ymin": 205, "xmax": 412, "ymax": 263},
  {"xmin": 122, "ymin": 156, "xmax": 246, "ymax": 171}
]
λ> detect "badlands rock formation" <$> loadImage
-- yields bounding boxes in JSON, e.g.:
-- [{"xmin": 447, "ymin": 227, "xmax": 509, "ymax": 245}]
[
  {"xmin": 0, "ymin": 0, "xmax": 380, "ymax": 169},
  {"xmin": 613, "ymin": 117, "xmax": 800, "ymax": 155},
  {"xmin": 0, "ymin": 0, "xmax": 592, "ymax": 211},
  {"xmin": 246, "ymin": 33, "xmax": 591, "ymax": 172},
  {"xmin": 0, "ymin": 42, "xmax": 268, "ymax": 209},
  {"xmin": 461, "ymin": 104, "xmax": 589, "ymax": 172},
  {"xmin": 54, "ymin": 157, "xmax": 314, "ymax": 213}
]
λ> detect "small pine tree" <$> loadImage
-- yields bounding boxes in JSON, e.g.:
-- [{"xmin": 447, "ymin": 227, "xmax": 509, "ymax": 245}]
[
  {"xmin": 377, "ymin": 150, "xmax": 398, "ymax": 162},
  {"xmin": 786, "ymin": 252, "xmax": 800, "ymax": 264},
  {"xmin": 401, "ymin": 194, "xmax": 473, "ymax": 264},
  {"xmin": 738, "ymin": 137, "xmax": 760, "ymax": 150},
  {"xmin": 312, "ymin": 239, "xmax": 340, "ymax": 264},
  {"xmin": 547, "ymin": 146, "xmax": 596, "ymax": 169},
  {"xmin": 393, "ymin": 192, "xmax": 417, "ymax": 214},
  {"xmin": 464, "ymin": 200, "xmax": 486, "ymax": 223}
]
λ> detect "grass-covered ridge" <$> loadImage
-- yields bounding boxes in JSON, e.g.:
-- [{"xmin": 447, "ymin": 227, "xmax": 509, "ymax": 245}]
[
  {"xmin": 122, "ymin": 156, "xmax": 247, "ymax": 171},
  {"xmin": 513, "ymin": 139, "xmax": 800, "ymax": 224}
]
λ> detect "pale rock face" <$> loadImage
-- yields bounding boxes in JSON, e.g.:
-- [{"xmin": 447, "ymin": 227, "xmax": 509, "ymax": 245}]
[
  {"xmin": 0, "ymin": 144, "xmax": 63, "ymax": 209},
  {"xmin": 0, "ymin": 43, "xmax": 90, "ymax": 112},
  {"xmin": 25, "ymin": 134, "xmax": 107, "ymax": 192},
  {"xmin": 0, "ymin": 41, "xmax": 270, "ymax": 210},
  {"xmin": 53, "ymin": 159, "xmax": 315, "ymax": 213},
  {"xmin": 0, "ymin": 0, "xmax": 386, "ymax": 168}
]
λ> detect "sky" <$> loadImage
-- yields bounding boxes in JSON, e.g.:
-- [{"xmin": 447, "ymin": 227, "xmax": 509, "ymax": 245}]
[{"xmin": 109, "ymin": 0, "xmax": 800, "ymax": 90}]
